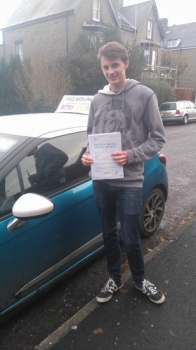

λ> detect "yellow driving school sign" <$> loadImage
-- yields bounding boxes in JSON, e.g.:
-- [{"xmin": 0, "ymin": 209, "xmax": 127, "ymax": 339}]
[{"xmin": 56, "ymin": 95, "xmax": 93, "ymax": 115}]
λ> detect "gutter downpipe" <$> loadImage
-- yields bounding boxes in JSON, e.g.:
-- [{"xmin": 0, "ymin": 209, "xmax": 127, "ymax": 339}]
[
  {"xmin": 65, "ymin": 13, "xmax": 68, "ymax": 53},
  {"xmin": 134, "ymin": 3, "xmax": 137, "ymax": 43}
]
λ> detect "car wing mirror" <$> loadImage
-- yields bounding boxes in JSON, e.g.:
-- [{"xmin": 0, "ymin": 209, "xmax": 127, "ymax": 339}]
[{"xmin": 12, "ymin": 193, "xmax": 54, "ymax": 220}]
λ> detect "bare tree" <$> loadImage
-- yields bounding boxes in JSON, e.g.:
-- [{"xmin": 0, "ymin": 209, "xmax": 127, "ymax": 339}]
[
  {"xmin": 14, "ymin": 55, "xmax": 73, "ymax": 113},
  {"xmin": 161, "ymin": 50, "xmax": 192, "ymax": 81}
]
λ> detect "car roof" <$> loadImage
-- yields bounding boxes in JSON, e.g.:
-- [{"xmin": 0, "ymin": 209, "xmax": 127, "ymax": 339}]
[
  {"xmin": 161, "ymin": 100, "xmax": 193, "ymax": 104},
  {"xmin": 161, "ymin": 101, "xmax": 176, "ymax": 104},
  {"xmin": 176, "ymin": 100, "xmax": 194, "ymax": 103},
  {"xmin": 0, "ymin": 113, "xmax": 88, "ymax": 138}
]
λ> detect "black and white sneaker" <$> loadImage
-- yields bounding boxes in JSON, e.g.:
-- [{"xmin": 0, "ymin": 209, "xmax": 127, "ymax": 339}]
[
  {"xmin": 96, "ymin": 278, "xmax": 123, "ymax": 303},
  {"xmin": 134, "ymin": 279, "xmax": 165, "ymax": 304}
]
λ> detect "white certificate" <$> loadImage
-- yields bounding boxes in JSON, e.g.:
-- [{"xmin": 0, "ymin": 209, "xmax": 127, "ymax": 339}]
[{"xmin": 88, "ymin": 132, "xmax": 124, "ymax": 180}]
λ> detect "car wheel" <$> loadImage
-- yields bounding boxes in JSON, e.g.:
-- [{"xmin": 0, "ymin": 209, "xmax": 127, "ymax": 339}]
[
  {"xmin": 141, "ymin": 188, "xmax": 165, "ymax": 237},
  {"xmin": 182, "ymin": 115, "xmax": 188, "ymax": 125}
]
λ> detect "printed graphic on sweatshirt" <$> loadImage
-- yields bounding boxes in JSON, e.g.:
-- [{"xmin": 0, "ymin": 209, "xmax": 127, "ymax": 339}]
[{"xmin": 93, "ymin": 98, "xmax": 137, "ymax": 150}]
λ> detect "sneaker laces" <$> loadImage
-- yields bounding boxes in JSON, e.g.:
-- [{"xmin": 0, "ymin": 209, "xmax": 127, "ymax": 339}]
[
  {"xmin": 142, "ymin": 279, "xmax": 158, "ymax": 295},
  {"xmin": 101, "ymin": 278, "xmax": 118, "ymax": 293}
]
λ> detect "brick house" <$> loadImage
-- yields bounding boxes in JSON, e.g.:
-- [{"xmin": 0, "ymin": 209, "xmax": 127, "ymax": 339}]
[
  {"xmin": 2, "ymin": 0, "xmax": 196, "ymax": 90},
  {"xmin": 2, "ymin": 0, "xmax": 165, "ymax": 69},
  {"xmin": 1, "ymin": 0, "xmax": 134, "ymax": 64},
  {"xmin": 119, "ymin": 0, "xmax": 165, "ymax": 81},
  {"xmin": 161, "ymin": 20, "xmax": 196, "ymax": 89}
]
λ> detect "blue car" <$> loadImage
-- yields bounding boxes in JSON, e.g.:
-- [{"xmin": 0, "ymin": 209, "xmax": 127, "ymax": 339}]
[{"xmin": 0, "ymin": 111, "xmax": 168, "ymax": 322}]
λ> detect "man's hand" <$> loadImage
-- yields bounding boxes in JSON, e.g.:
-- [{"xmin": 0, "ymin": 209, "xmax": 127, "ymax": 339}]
[
  {"xmin": 111, "ymin": 151, "xmax": 128, "ymax": 166},
  {"xmin": 81, "ymin": 154, "xmax": 93, "ymax": 166}
]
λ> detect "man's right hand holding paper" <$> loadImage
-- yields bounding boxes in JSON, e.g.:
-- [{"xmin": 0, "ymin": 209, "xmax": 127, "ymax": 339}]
[{"xmin": 81, "ymin": 154, "xmax": 93, "ymax": 166}]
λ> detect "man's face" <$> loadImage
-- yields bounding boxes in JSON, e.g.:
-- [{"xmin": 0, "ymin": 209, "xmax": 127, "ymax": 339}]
[{"xmin": 100, "ymin": 56, "xmax": 129, "ymax": 92}]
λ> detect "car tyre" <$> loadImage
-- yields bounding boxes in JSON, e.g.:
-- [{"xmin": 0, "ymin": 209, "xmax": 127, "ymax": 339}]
[
  {"xmin": 182, "ymin": 115, "xmax": 188, "ymax": 125},
  {"xmin": 141, "ymin": 188, "xmax": 165, "ymax": 237}
]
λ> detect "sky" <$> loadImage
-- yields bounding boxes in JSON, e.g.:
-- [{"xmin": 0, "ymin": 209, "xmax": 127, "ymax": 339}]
[
  {"xmin": 123, "ymin": 0, "xmax": 196, "ymax": 25},
  {"xmin": 0, "ymin": 0, "xmax": 196, "ymax": 43}
]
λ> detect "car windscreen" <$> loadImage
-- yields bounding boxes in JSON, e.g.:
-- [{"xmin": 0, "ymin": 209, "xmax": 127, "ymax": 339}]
[
  {"xmin": 0, "ymin": 133, "xmax": 27, "ymax": 161},
  {"xmin": 159, "ymin": 103, "xmax": 176, "ymax": 111}
]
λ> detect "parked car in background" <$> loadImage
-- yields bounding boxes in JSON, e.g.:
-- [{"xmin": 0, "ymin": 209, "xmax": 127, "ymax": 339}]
[
  {"xmin": 160, "ymin": 100, "xmax": 196, "ymax": 125},
  {"xmin": 0, "ymin": 97, "xmax": 168, "ymax": 323}
]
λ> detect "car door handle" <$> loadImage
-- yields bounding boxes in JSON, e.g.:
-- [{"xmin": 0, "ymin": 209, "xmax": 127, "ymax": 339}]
[{"xmin": 7, "ymin": 218, "xmax": 26, "ymax": 232}]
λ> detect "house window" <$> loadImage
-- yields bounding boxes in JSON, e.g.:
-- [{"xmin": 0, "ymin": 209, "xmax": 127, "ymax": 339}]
[
  {"xmin": 92, "ymin": 0, "xmax": 100, "ymax": 21},
  {"xmin": 147, "ymin": 21, "xmax": 152, "ymax": 39},
  {"xmin": 15, "ymin": 41, "xmax": 23, "ymax": 62},
  {"xmin": 167, "ymin": 39, "xmax": 181, "ymax": 48},
  {"xmin": 144, "ymin": 49, "xmax": 150, "ymax": 65},
  {"xmin": 151, "ymin": 50, "xmax": 157, "ymax": 70}
]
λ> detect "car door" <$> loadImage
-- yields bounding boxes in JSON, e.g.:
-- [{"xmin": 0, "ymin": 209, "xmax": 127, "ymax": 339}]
[
  {"xmin": 0, "ymin": 131, "xmax": 102, "ymax": 315},
  {"xmin": 184, "ymin": 101, "xmax": 194, "ymax": 120},
  {"xmin": 189, "ymin": 102, "xmax": 196, "ymax": 119}
]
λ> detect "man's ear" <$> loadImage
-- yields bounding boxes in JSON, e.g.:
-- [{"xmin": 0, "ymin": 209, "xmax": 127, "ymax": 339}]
[{"xmin": 125, "ymin": 59, "xmax": 129, "ymax": 69}]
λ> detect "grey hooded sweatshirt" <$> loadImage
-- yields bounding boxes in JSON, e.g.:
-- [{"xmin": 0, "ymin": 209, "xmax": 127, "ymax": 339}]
[{"xmin": 87, "ymin": 79, "xmax": 166, "ymax": 188}]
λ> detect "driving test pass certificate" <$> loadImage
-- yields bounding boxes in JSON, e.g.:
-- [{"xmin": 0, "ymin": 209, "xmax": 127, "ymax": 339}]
[{"xmin": 88, "ymin": 132, "xmax": 124, "ymax": 180}]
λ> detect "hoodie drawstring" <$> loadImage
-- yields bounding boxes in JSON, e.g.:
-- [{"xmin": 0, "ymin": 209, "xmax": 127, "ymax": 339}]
[{"xmin": 121, "ymin": 91, "xmax": 125, "ymax": 112}]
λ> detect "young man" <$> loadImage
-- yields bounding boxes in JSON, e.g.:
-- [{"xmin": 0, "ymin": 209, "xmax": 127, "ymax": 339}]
[{"xmin": 81, "ymin": 42, "xmax": 166, "ymax": 304}]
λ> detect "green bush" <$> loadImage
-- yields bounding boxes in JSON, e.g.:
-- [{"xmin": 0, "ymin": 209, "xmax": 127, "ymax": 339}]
[
  {"xmin": 142, "ymin": 80, "xmax": 173, "ymax": 106},
  {"xmin": 60, "ymin": 28, "xmax": 145, "ymax": 95},
  {"xmin": 58, "ymin": 33, "xmax": 102, "ymax": 95},
  {"xmin": 0, "ymin": 56, "xmax": 27, "ymax": 116}
]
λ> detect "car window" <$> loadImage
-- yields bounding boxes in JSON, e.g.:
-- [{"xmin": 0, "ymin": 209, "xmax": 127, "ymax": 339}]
[
  {"xmin": 184, "ymin": 102, "xmax": 191, "ymax": 108},
  {"xmin": 0, "ymin": 131, "xmax": 90, "ymax": 219},
  {"xmin": 20, "ymin": 131, "xmax": 90, "ymax": 197},
  {"xmin": 0, "ymin": 167, "xmax": 21, "ymax": 218},
  {"xmin": 159, "ymin": 103, "xmax": 176, "ymax": 111},
  {"xmin": 0, "ymin": 132, "xmax": 90, "ymax": 218},
  {"xmin": 189, "ymin": 102, "xmax": 195, "ymax": 108},
  {"xmin": 0, "ymin": 133, "xmax": 27, "ymax": 161},
  {"xmin": 178, "ymin": 102, "xmax": 185, "ymax": 109}
]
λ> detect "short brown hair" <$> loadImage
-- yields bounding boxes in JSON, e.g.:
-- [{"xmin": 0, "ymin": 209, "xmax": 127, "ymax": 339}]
[{"xmin": 97, "ymin": 41, "xmax": 129, "ymax": 63}]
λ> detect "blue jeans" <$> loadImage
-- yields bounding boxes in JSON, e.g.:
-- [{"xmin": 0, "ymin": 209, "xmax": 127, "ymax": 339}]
[{"xmin": 93, "ymin": 181, "xmax": 145, "ymax": 283}]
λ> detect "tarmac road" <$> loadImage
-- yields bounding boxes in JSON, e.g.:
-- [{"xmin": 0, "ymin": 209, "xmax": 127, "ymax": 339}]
[
  {"xmin": 1, "ymin": 122, "xmax": 196, "ymax": 350},
  {"xmin": 37, "ymin": 212, "xmax": 196, "ymax": 350}
]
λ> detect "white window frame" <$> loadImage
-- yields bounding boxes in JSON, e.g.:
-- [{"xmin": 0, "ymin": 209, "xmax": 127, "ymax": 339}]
[
  {"xmin": 15, "ymin": 41, "xmax": 23, "ymax": 62},
  {"xmin": 147, "ymin": 20, "xmax": 152, "ymax": 39},
  {"xmin": 92, "ymin": 0, "xmax": 100, "ymax": 22},
  {"xmin": 144, "ymin": 49, "xmax": 150, "ymax": 65},
  {"xmin": 167, "ymin": 39, "xmax": 181, "ymax": 48},
  {"xmin": 151, "ymin": 50, "xmax": 157, "ymax": 70}
]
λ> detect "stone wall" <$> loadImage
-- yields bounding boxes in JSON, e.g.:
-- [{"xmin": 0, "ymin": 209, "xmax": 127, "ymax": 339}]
[
  {"xmin": 3, "ymin": 16, "xmax": 68, "ymax": 63},
  {"xmin": 174, "ymin": 87, "xmax": 196, "ymax": 103},
  {"xmin": 3, "ymin": 0, "xmax": 132, "ymax": 64},
  {"xmin": 136, "ymin": 6, "xmax": 162, "ymax": 68},
  {"xmin": 178, "ymin": 49, "xmax": 196, "ymax": 89}
]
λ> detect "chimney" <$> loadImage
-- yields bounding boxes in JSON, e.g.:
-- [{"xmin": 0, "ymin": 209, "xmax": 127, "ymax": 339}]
[{"xmin": 160, "ymin": 18, "xmax": 168, "ymax": 33}]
